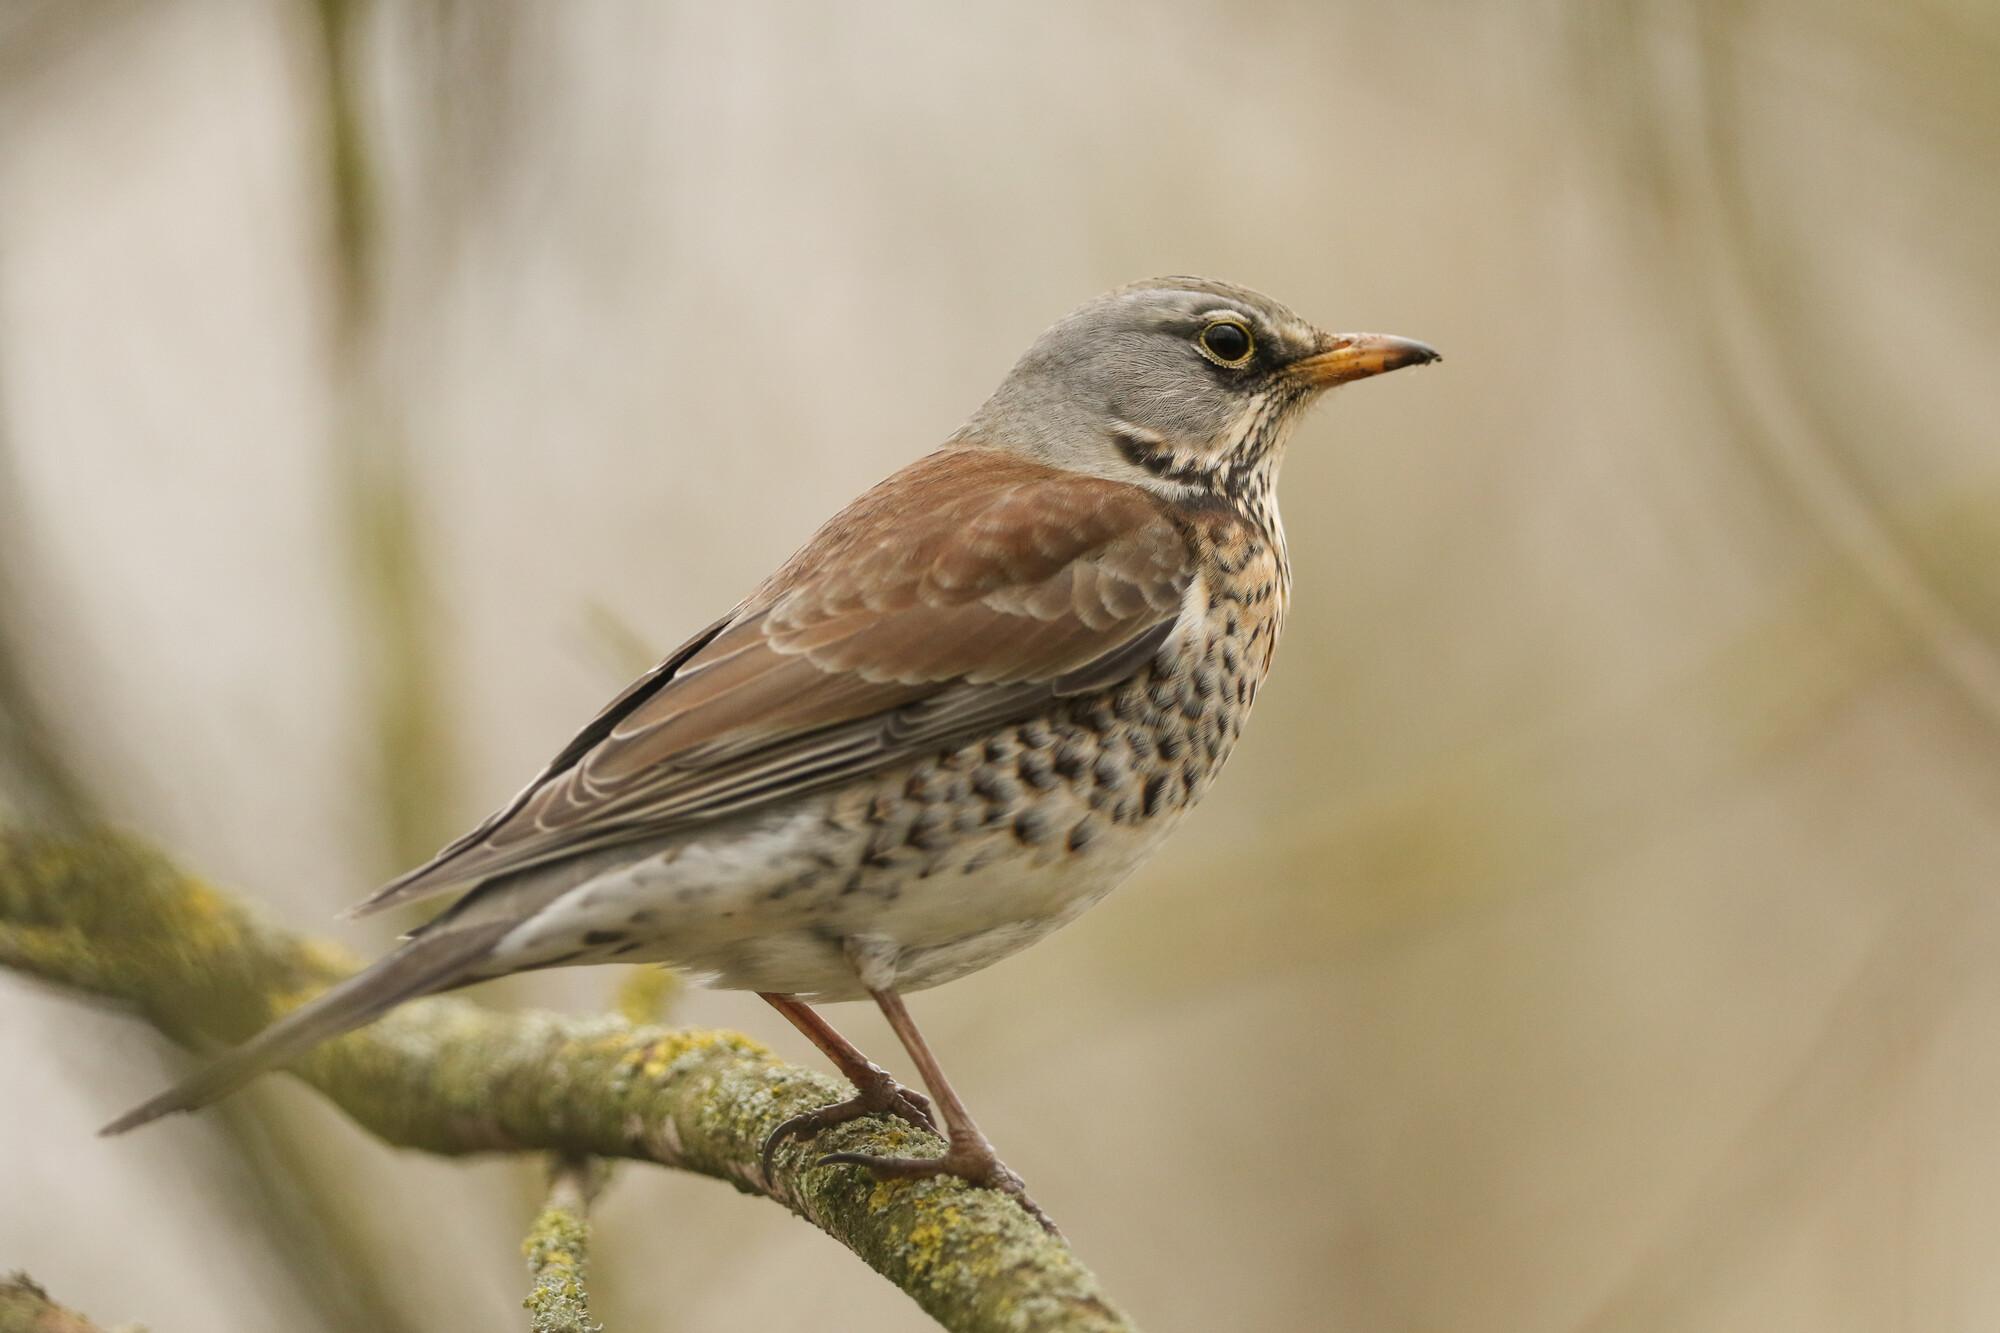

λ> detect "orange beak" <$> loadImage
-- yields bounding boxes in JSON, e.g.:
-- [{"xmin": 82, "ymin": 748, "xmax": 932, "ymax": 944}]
[{"xmin": 1288, "ymin": 332, "xmax": 1441, "ymax": 387}]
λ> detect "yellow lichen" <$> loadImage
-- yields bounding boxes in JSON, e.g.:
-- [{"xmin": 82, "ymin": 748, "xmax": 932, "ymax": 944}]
[
  {"xmin": 521, "ymin": 1203, "xmax": 595, "ymax": 1333},
  {"xmin": 904, "ymin": 1217, "xmax": 947, "ymax": 1276},
  {"xmin": 635, "ymin": 1027, "xmax": 766, "ymax": 1082}
]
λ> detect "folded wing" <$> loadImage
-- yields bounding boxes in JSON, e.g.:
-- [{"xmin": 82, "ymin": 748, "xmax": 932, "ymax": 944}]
[{"xmin": 351, "ymin": 447, "xmax": 1194, "ymax": 916}]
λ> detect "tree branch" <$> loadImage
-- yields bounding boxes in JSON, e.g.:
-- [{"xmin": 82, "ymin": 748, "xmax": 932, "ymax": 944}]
[
  {"xmin": 0, "ymin": 1273, "xmax": 122, "ymax": 1333},
  {"xmin": 0, "ymin": 825, "xmax": 1135, "ymax": 1333},
  {"xmin": 524, "ymin": 1155, "xmax": 606, "ymax": 1333}
]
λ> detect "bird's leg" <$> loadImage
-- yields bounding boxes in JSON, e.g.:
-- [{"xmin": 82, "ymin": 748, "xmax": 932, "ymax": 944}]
[
  {"xmin": 762, "ymin": 993, "xmax": 933, "ymax": 1127},
  {"xmin": 758, "ymin": 992, "xmax": 935, "ymax": 1182},
  {"xmin": 816, "ymin": 988, "xmax": 1059, "ymax": 1235}
]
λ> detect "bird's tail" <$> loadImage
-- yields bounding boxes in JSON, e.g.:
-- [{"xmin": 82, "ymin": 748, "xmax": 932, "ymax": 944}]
[{"xmin": 99, "ymin": 921, "xmax": 514, "ymax": 1136}]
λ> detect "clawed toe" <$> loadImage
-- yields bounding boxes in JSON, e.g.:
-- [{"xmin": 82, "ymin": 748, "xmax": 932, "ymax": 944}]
[
  {"xmin": 758, "ymin": 989, "xmax": 1058, "ymax": 1235},
  {"xmin": 761, "ymin": 1065, "xmax": 937, "ymax": 1183},
  {"xmin": 816, "ymin": 1141, "xmax": 1060, "ymax": 1236},
  {"xmin": 883, "ymin": 1083, "xmax": 935, "ymax": 1133}
]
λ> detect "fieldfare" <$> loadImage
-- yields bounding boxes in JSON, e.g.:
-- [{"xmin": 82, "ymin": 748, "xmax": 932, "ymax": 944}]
[{"xmin": 104, "ymin": 277, "xmax": 1438, "ymax": 1229}]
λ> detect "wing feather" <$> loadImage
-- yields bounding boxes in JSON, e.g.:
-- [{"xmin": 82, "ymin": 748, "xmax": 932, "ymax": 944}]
[{"xmin": 352, "ymin": 447, "xmax": 1193, "ymax": 915}]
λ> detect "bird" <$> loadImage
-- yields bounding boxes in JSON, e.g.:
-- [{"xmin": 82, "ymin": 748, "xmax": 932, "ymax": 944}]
[{"xmin": 102, "ymin": 276, "xmax": 1438, "ymax": 1229}]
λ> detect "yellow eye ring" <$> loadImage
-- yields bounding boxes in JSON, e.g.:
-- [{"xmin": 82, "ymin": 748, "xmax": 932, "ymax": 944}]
[{"xmin": 1197, "ymin": 318, "xmax": 1254, "ymax": 367}]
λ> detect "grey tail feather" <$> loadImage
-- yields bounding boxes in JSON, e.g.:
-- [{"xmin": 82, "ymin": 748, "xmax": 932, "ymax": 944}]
[{"xmin": 99, "ymin": 922, "xmax": 513, "ymax": 1137}]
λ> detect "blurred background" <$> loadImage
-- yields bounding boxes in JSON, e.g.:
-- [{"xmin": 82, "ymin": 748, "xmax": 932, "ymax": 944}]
[{"xmin": 2, "ymin": 1, "xmax": 1997, "ymax": 1329}]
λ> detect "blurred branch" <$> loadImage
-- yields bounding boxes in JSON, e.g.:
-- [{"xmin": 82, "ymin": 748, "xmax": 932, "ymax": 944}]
[
  {"xmin": 1687, "ymin": 0, "xmax": 2000, "ymax": 739},
  {"xmin": 0, "ymin": 1273, "xmax": 124, "ymax": 1333},
  {"xmin": 0, "ymin": 824, "xmax": 1136, "ymax": 1333},
  {"xmin": 309, "ymin": 0, "xmax": 458, "ymax": 870},
  {"xmin": 0, "ymin": 362, "xmax": 90, "ymax": 826},
  {"xmin": 1561, "ymin": 8, "xmax": 2000, "ymax": 1326},
  {"xmin": 0, "ymin": 308, "xmax": 407, "ymax": 1333},
  {"xmin": 524, "ymin": 1156, "xmax": 606, "ymax": 1333},
  {"xmin": 1572, "ymin": 1, "xmax": 2000, "ymax": 742},
  {"xmin": 613, "ymin": 962, "xmax": 682, "ymax": 1028}
]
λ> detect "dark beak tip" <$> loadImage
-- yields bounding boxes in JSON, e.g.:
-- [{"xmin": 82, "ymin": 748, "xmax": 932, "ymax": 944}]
[{"xmin": 1296, "ymin": 332, "xmax": 1443, "ymax": 387}]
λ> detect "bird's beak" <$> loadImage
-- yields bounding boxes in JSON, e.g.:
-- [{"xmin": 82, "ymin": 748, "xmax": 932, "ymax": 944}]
[{"xmin": 1288, "ymin": 332, "xmax": 1441, "ymax": 388}]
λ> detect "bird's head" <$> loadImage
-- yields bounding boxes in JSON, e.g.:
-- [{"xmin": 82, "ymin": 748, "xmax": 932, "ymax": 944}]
[{"xmin": 960, "ymin": 276, "xmax": 1438, "ymax": 500}]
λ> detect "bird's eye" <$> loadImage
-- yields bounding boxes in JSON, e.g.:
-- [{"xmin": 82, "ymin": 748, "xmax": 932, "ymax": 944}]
[{"xmin": 1197, "ymin": 318, "xmax": 1254, "ymax": 367}]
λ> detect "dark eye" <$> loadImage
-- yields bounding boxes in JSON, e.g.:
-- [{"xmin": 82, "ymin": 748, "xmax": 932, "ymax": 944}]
[{"xmin": 1198, "ymin": 319, "xmax": 1254, "ymax": 367}]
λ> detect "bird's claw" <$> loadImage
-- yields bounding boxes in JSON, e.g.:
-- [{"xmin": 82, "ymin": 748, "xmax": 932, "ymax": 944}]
[
  {"xmin": 761, "ymin": 1063, "xmax": 936, "ymax": 1184},
  {"xmin": 817, "ymin": 1139, "xmax": 1060, "ymax": 1237}
]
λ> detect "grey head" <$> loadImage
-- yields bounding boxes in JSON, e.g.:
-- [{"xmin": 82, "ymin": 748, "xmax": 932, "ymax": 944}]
[{"xmin": 958, "ymin": 276, "xmax": 1438, "ymax": 499}]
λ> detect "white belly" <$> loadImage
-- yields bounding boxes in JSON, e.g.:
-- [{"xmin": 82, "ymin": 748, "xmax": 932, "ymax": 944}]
[{"xmin": 491, "ymin": 786, "xmax": 1179, "ymax": 1000}]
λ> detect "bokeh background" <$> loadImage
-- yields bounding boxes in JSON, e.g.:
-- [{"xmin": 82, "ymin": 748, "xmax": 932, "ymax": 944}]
[{"xmin": 3, "ymin": 2, "xmax": 1998, "ymax": 1329}]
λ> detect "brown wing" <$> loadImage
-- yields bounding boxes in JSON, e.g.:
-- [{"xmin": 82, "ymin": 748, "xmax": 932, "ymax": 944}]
[{"xmin": 351, "ymin": 447, "xmax": 1193, "ymax": 916}]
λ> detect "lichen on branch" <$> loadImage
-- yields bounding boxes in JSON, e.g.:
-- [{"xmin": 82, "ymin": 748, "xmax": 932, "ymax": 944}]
[
  {"xmin": 523, "ymin": 1156, "xmax": 605, "ymax": 1333},
  {"xmin": 0, "ymin": 824, "xmax": 1136, "ymax": 1333}
]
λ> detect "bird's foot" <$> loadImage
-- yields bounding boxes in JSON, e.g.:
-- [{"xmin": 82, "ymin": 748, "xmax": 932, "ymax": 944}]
[
  {"xmin": 818, "ymin": 1133, "xmax": 1060, "ymax": 1236},
  {"xmin": 761, "ymin": 1061, "xmax": 935, "ymax": 1183}
]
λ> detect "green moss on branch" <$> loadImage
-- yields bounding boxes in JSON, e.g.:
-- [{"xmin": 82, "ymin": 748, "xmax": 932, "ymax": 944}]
[{"xmin": 0, "ymin": 825, "xmax": 1135, "ymax": 1333}]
